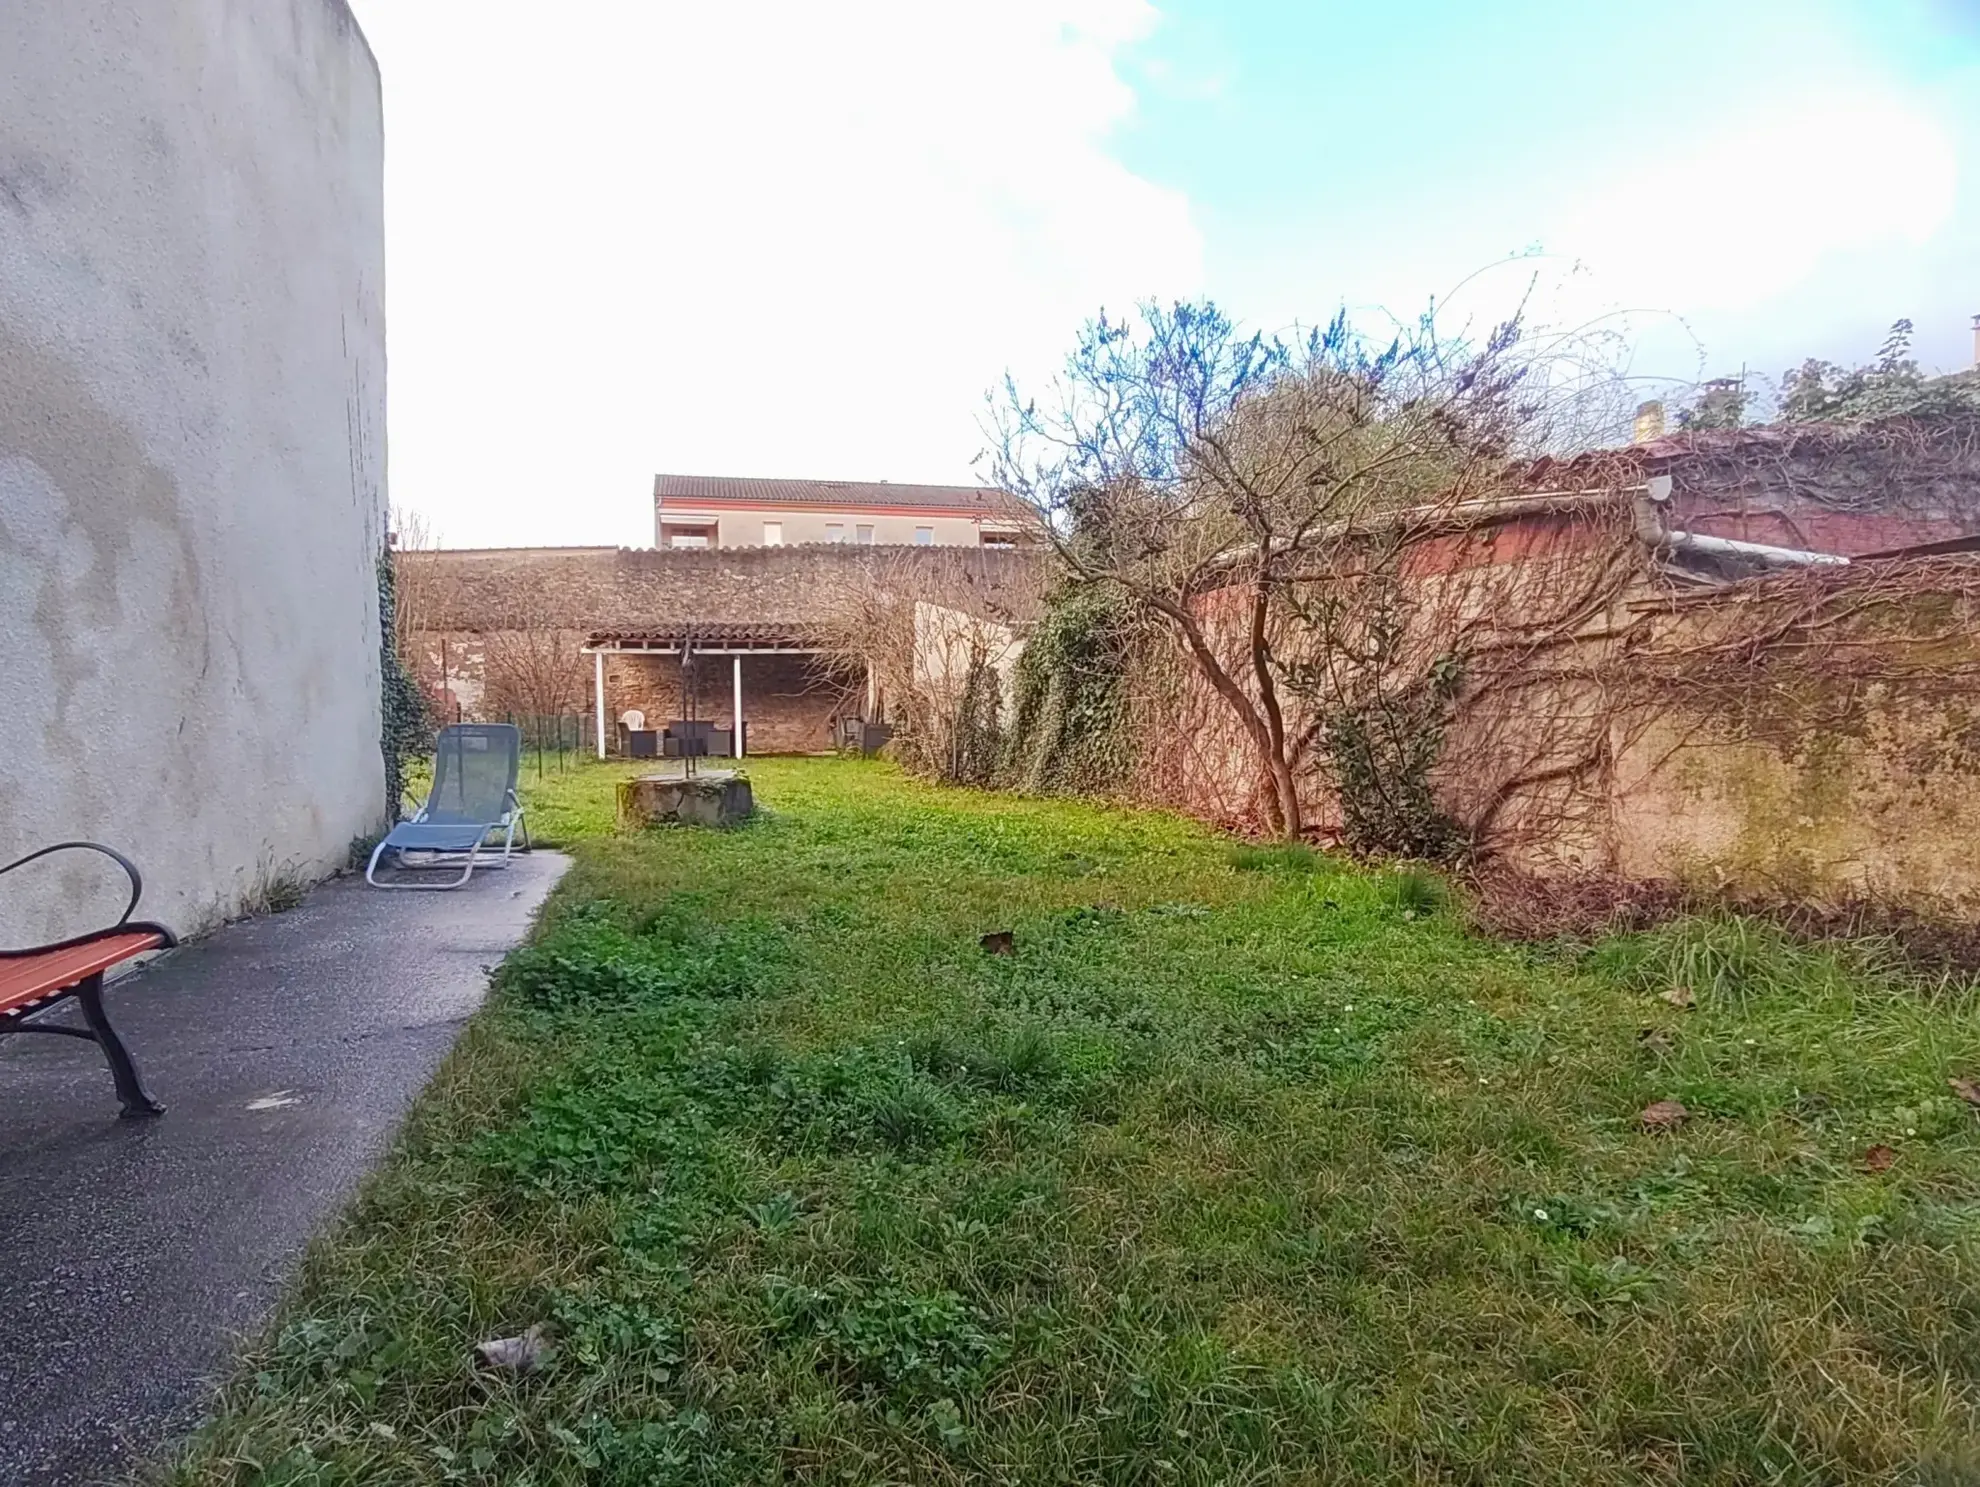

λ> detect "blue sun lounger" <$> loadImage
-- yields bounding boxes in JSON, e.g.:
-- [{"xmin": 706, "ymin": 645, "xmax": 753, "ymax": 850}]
[{"xmin": 366, "ymin": 724, "xmax": 531, "ymax": 889}]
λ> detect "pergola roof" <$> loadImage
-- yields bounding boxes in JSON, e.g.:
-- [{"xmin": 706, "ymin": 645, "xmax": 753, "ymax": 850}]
[{"xmin": 584, "ymin": 621, "xmax": 822, "ymax": 653}]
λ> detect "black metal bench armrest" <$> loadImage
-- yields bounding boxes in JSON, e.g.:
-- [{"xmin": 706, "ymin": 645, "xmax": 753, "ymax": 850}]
[{"xmin": 0, "ymin": 841, "xmax": 149, "ymax": 956}]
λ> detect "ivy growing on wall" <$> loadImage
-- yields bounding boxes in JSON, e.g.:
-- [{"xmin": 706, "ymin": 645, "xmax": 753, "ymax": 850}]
[
  {"xmin": 377, "ymin": 550, "xmax": 431, "ymax": 822},
  {"xmin": 1002, "ymin": 586, "xmax": 1136, "ymax": 795},
  {"xmin": 1321, "ymin": 652, "xmax": 1468, "ymax": 861},
  {"xmin": 947, "ymin": 653, "xmax": 1006, "ymax": 787}
]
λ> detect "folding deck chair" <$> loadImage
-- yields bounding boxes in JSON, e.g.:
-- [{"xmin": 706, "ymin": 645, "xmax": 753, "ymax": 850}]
[{"xmin": 366, "ymin": 724, "xmax": 530, "ymax": 889}]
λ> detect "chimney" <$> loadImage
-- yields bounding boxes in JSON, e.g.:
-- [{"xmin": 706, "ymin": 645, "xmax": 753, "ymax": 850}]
[{"xmin": 1633, "ymin": 400, "xmax": 1666, "ymax": 444}]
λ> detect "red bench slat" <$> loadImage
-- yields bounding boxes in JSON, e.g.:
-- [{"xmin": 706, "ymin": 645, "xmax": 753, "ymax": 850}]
[{"xmin": 0, "ymin": 931, "xmax": 167, "ymax": 1017}]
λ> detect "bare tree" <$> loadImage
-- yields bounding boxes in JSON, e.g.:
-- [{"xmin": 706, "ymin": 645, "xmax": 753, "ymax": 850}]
[
  {"xmin": 811, "ymin": 549, "xmax": 1040, "ymax": 783},
  {"xmin": 480, "ymin": 593, "xmax": 586, "ymax": 728},
  {"xmin": 388, "ymin": 506, "xmax": 448, "ymax": 711},
  {"xmin": 990, "ymin": 300, "xmax": 1551, "ymax": 841}
]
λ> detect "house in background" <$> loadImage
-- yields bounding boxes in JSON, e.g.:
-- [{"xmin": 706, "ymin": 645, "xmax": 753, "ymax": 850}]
[{"xmin": 654, "ymin": 474, "xmax": 1034, "ymax": 549}]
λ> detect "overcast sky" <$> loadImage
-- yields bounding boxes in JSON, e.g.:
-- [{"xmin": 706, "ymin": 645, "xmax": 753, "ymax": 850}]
[{"xmin": 347, "ymin": 0, "xmax": 1980, "ymax": 549}]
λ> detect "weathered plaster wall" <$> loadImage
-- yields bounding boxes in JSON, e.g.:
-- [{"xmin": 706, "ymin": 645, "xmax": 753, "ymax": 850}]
[
  {"xmin": 1144, "ymin": 534, "xmax": 1980, "ymax": 916},
  {"xmin": 0, "ymin": 0, "xmax": 387, "ymax": 941},
  {"xmin": 1611, "ymin": 688, "xmax": 1980, "ymax": 914}
]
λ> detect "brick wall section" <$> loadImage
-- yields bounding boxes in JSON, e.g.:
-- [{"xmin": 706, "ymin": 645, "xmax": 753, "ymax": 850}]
[{"xmin": 606, "ymin": 653, "xmax": 857, "ymax": 755}]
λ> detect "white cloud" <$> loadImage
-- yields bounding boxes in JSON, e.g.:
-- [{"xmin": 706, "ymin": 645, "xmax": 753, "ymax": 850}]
[
  {"xmin": 348, "ymin": 0, "xmax": 1201, "ymax": 546},
  {"xmin": 1552, "ymin": 88, "xmax": 1958, "ymax": 318}
]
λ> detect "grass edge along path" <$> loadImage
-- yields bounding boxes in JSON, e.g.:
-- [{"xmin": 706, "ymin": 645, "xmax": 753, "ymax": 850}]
[{"xmin": 164, "ymin": 758, "xmax": 1980, "ymax": 1485}]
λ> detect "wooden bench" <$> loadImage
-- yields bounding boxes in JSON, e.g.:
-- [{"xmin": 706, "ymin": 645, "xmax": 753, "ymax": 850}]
[{"xmin": 0, "ymin": 843, "xmax": 173, "ymax": 1117}]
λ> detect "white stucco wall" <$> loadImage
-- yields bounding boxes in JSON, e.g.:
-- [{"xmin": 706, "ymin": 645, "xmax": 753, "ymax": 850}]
[{"xmin": 0, "ymin": 0, "xmax": 388, "ymax": 942}]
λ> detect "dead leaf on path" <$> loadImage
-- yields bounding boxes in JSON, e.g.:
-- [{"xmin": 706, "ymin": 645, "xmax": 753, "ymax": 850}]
[
  {"xmin": 1659, "ymin": 986, "xmax": 1695, "ymax": 1009},
  {"xmin": 1863, "ymin": 1144, "xmax": 1898, "ymax": 1173},
  {"xmin": 475, "ymin": 1324, "xmax": 551, "ymax": 1372},
  {"xmin": 1640, "ymin": 1099, "xmax": 1688, "ymax": 1131},
  {"xmin": 1949, "ymin": 1077, "xmax": 1980, "ymax": 1107},
  {"xmin": 980, "ymin": 930, "xmax": 1015, "ymax": 955}
]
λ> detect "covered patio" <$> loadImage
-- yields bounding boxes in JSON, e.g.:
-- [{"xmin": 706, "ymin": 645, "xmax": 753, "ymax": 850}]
[{"xmin": 584, "ymin": 623, "xmax": 866, "ymax": 759}]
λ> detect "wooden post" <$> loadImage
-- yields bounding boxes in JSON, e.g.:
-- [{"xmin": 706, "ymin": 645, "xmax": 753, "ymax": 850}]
[{"xmin": 593, "ymin": 649, "xmax": 606, "ymax": 759}]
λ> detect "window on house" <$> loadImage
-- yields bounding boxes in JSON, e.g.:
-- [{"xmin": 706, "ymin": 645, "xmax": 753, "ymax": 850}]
[
  {"xmin": 825, "ymin": 523, "xmax": 846, "ymax": 543},
  {"xmin": 855, "ymin": 524, "xmax": 875, "ymax": 545},
  {"xmin": 914, "ymin": 526, "xmax": 935, "ymax": 545},
  {"xmin": 763, "ymin": 521, "xmax": 783, "ymax": 546},
  {"xmin": 662, "ymin": 523, "xmax": 716, "ymax": 548},
  {"xmin": 980, "ymin": 530, "xmax": 1016, "ymax": 549}
]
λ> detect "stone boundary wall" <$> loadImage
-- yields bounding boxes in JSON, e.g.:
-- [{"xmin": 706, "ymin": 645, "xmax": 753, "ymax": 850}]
[
  {"xmin": 1137, "ymin": 545, "xmax": 1980, "ymax": 917},
  {"xmin": 403, "ymin": 544, "xmax": 1045, "ymax": 633}
]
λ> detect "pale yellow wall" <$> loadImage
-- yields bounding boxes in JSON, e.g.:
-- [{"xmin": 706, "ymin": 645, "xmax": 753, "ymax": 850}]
[
  {"xmin": 1611, "ymin": 698, "xmax": 1980, "ymax": 916},
  {"xmin": 911, "ymin": 600, "xmax": 1022, "ymax": 699},
  {"xmin": 659, "ymin": 508, "xmax": 1014, "ymax": 548}
]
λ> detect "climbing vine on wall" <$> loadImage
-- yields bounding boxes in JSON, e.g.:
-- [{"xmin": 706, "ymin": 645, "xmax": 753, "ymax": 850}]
[
  {"xmin": 947, "ymin": 652, "xmax": 1006, "ymax": 787},
  {"xmin": 1003, "ymin": 586, "xmax": 1137, "ymax": 795},
  {"xmin": 1319, "ymin": 652, "xmax": 1468, "ymax": 860},
  {"xmin": 378, "ymin": 550, "xmax": 431, "ymax": 822}
]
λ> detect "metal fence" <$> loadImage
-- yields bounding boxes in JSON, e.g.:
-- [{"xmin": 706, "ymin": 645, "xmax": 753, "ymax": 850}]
[{"xmin": 501, "ymin": 713, "xmax": 589, "ymax": 779}]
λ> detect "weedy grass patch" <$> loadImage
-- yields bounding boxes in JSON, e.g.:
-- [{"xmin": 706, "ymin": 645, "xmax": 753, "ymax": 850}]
[{"xmin": 164, "ymin": 757, "xmax": 1980, "ymax": 1485}]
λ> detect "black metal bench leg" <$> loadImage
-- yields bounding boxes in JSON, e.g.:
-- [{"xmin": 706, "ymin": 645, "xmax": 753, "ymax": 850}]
[{"xmin": 74, "ymin": 972, "xmax": 165, "ymax": 1118}]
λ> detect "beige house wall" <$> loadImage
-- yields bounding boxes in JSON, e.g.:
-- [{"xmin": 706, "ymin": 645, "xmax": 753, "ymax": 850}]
[{"xmin": 658, "ymin": 508, "xmax": 1017, "ymax": 548}]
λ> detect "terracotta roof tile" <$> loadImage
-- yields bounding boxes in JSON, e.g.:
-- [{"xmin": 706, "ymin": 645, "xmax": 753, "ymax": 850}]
[{"xmin": 586, "ymin": 620, "xmax": 821, "ymax": 647}]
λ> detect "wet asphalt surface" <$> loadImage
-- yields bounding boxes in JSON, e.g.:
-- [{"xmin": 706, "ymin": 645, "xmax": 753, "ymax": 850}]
[{"xmin": 0, "ymin": 852, "xmax": 566, "ymax": 1486}]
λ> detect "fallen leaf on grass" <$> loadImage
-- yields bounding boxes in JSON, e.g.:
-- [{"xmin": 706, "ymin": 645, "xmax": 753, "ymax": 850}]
[
  {"xmin": 1659, "ymin": 986, "xmax": 1695, "ymax": 1009},
  {"xmin": 1639, "ymin": 1099, "xmax": 1688, "ymax": 1131},
  {"xmin": 1636, "ymin": 1028, "xmax": 1675, "ymax": 1055},
  {"xmin": 475, "ymin": 1324, "xmax": 550, "ymax": 1372},
  {"xmin": 1949, "ymin": 1077, "xmax": 1980, "ymax": 1107},
  {"xmin": 979, "ymin": 930, "xmax": 1015, "ymax": 955},
  {"xmin": 1863, "ymin": 1144, "xmax": 1897, "ymax": 1173}
]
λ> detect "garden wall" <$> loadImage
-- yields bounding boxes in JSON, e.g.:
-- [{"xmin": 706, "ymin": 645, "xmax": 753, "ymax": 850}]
[
  {"xmin": 1606, "ymin": 573, "xmax": 1980, "ymax": 914},
  {"xmin": 1135, "ymin": 548, "xmax": 1980, "ymax": 918},
  {"xmin": 403, "ymin": 544, "xmax": 1042, "ymax": 636}
]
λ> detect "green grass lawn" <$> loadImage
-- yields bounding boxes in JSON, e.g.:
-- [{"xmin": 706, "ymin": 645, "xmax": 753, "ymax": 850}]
[{"xmin": 170, "ymin": 757, "xmax": 1980, "ymax": 1484}]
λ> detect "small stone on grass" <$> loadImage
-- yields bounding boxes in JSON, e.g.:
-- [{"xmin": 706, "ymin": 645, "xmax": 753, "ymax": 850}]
[
  {"xmin": 1640, "ymin": 1099, "xmax": 1688, "ymax": 1131},
  {"xmin": 476, "ymin": 1324, "xmax": 550, "ymax": 1372}
]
